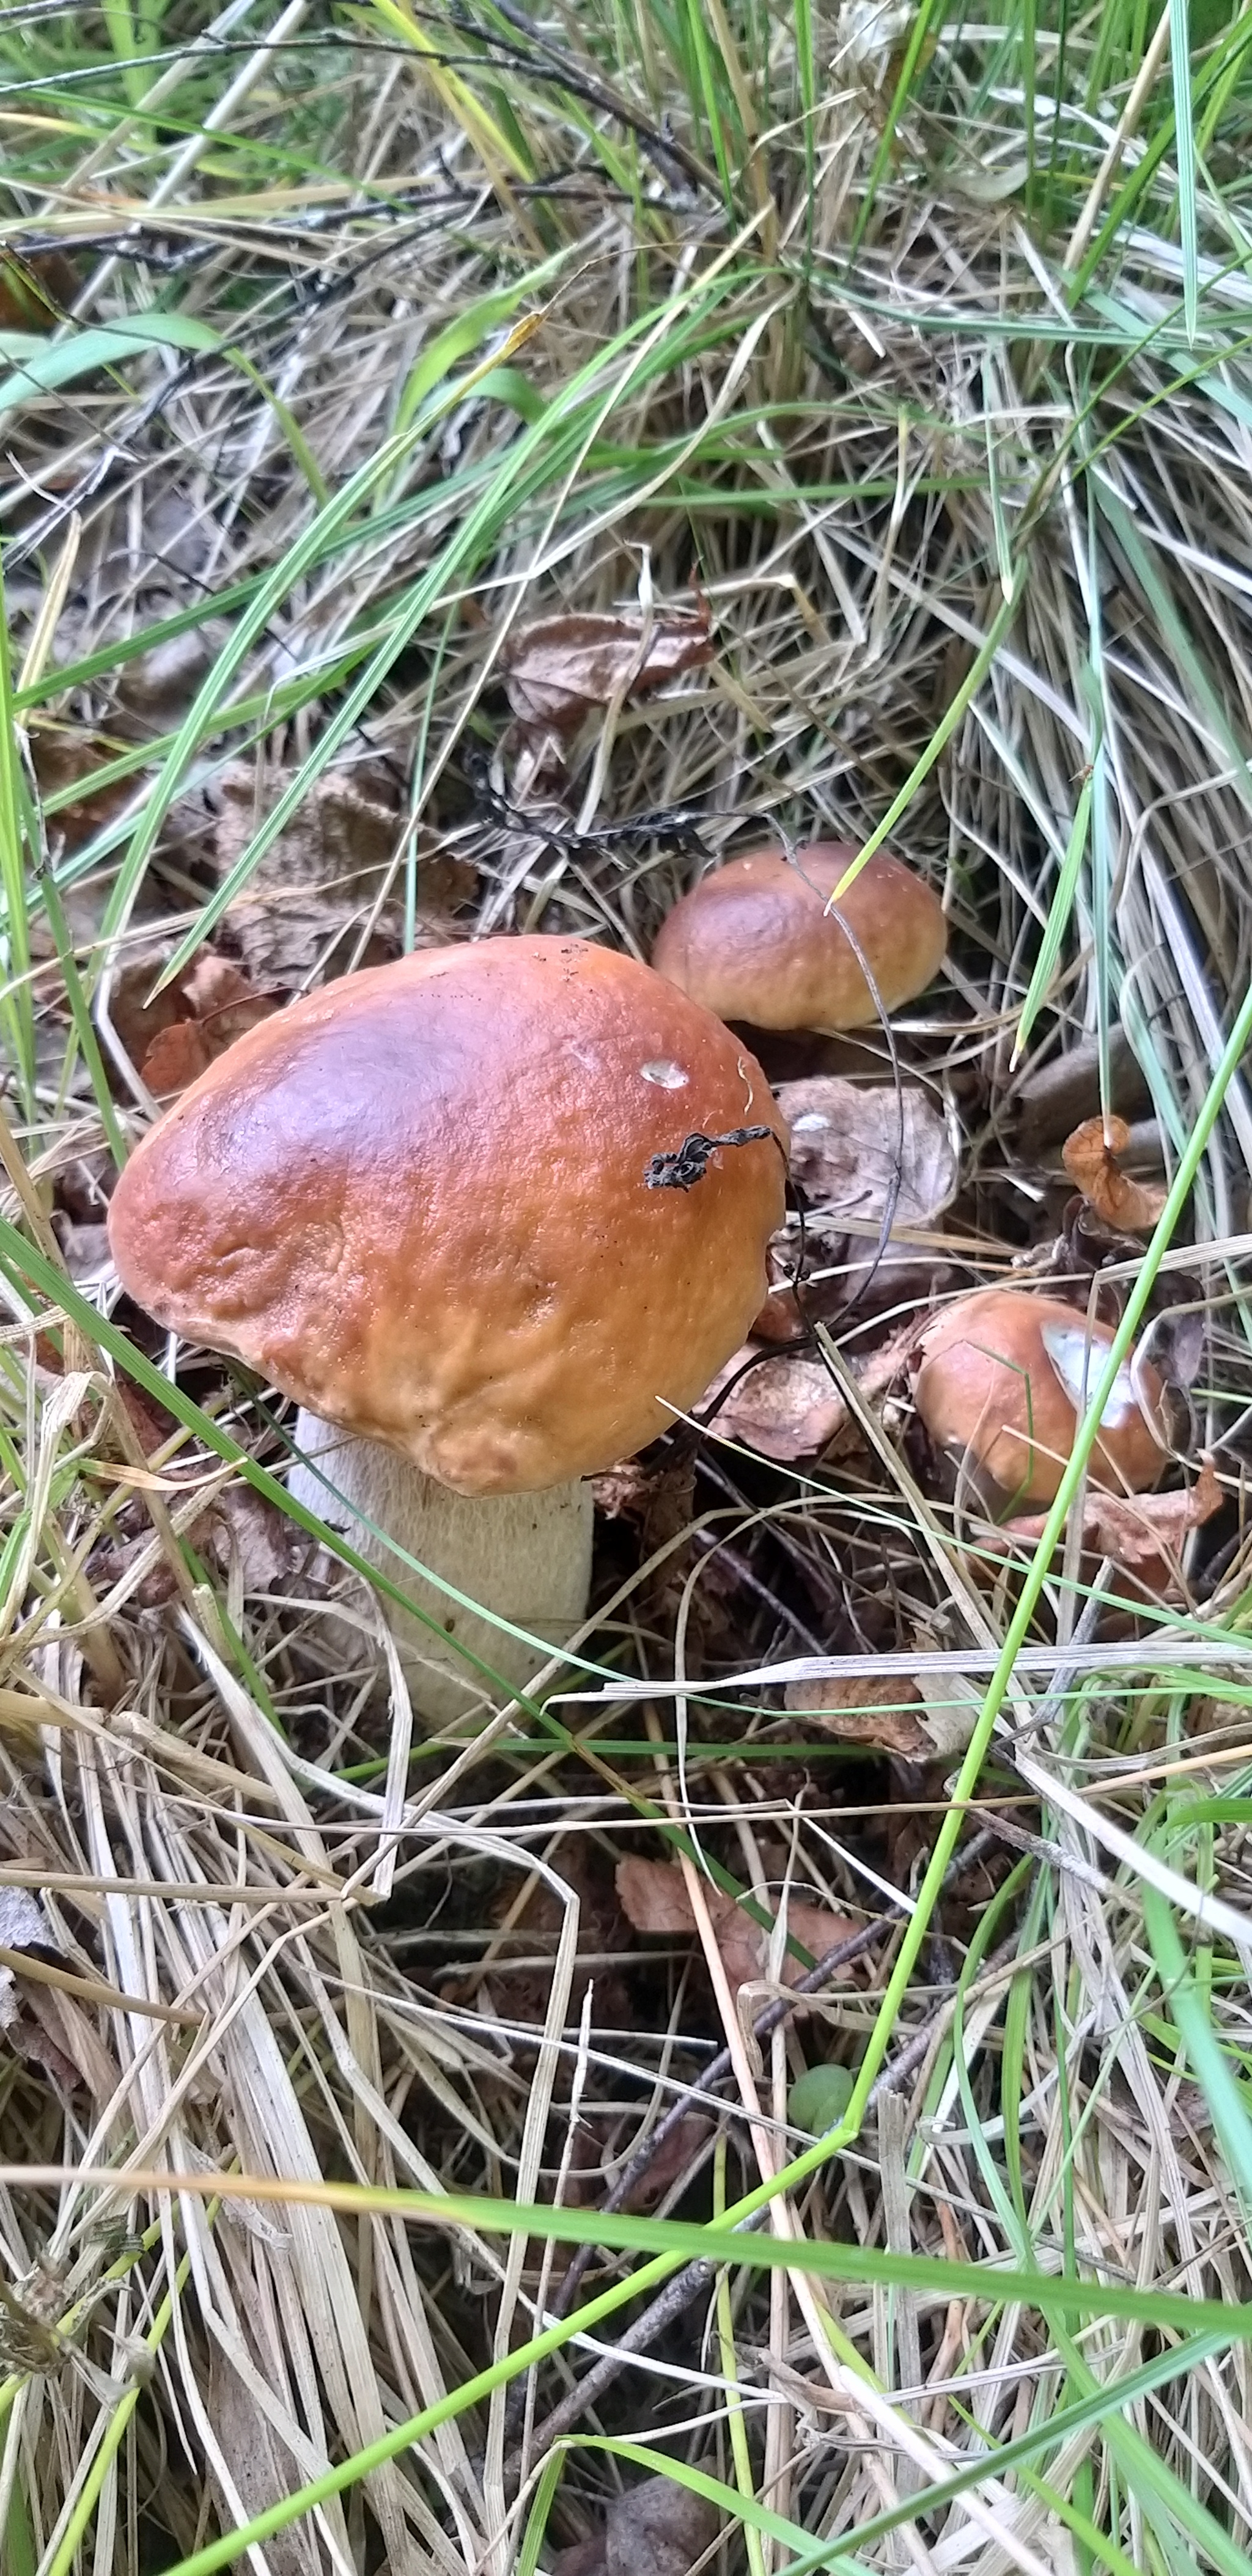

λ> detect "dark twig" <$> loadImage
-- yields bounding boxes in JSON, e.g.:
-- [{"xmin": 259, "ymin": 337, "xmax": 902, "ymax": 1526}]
[{"xmin": 644, "ymin": 1127, "xmax": 775, "ymax": 1192}]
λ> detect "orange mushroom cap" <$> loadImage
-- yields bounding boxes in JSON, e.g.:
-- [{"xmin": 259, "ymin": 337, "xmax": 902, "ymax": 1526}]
[
  {"xmin": 108, "ymin": 937, "xmax": 788, "ymax": 1497},
  {"xmin": 652, "ymin": 843, "xmax": 947, "ymax": 1032},
  {"xmin": 913, "ymin": 1287, "xmax": 1163, "ymax": 1507}
]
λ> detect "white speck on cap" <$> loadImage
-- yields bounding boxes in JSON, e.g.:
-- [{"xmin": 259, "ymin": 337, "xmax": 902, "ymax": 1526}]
[{"xmin": 641, "ymin": 1059, "xmax": 688, "ymax": 1089}]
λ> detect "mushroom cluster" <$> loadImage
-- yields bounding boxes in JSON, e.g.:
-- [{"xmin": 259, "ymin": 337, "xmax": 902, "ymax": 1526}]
[{"xmin": 108, "ymin": 936, "xmax": 787, "ymax": 1724}]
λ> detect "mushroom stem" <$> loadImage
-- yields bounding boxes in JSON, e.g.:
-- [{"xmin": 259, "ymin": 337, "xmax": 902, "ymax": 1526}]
[{"xmin": 288, "ymin": 1408, "xmax": 594, "ymax": 1726}]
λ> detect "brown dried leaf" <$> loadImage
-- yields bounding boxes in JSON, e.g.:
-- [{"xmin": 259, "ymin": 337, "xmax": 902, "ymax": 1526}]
[
  {"xmin": 786, "ymin": 1672, "xmax": 930, "ymax": 1754},
  {"xmin": 1004, "ymin": 1456, "xmax": 1223, "ymax": 1574},
  {"xmin": 139, "ymin": 1019, "xmax": 213, "ymax": 1095},
  {"xmin": 139, "ymin": 953, "xmax": 280, "ymax": 1096},
  {"xmin": 776, "ymin": 1077, "xmax": 959, "ymax": 1228},
  {"xmin": 1062, "ymin": 1114, "xmax": 1168, "ymax": 1233},
  {"xmin": 503, "ymin": 606, "xmax": 713, "ymax": 732},
  {"xmin": 622, "ymin": 2114, "xmax": 713, "ymax": 2214},
  {"xmin": 702, "ymin": 1346, "xmax": 847, "ymax": 1461},
  {"xmin": 202, "ymin": 1486, "xmax": 294, "ymax": 1594},
  {"xmin": 212, "ymin": 761, "xmax": 402, "ymax": 899},
  {"xmin": 615, "ymin": 1858, "xmax": 857, "ymax": 1993},
  {"xmin": 605, "ymin": 2476, "xmax": 718, "ymax": 2576},
  {"xmin": 13, "ymin": 1988, "xmax": 118, "ymax": 2102},
  {"xmin": 181, "ymin": 951, "xmax": 278, "ymax": 1045},
  {"xmin": 786, "ymin": 1670, "xmax": 979, "ymax": 1759}
]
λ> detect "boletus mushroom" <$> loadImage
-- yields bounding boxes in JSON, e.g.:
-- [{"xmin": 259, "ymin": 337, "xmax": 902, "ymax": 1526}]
[
  {"xmin": 108, "ymin": 936, "xmax": 787, "ymax": 1723},
  {"xmin": 913, "ymin": 1286, "xmax": 1163, "ymax": 1508},
  {"xmin": 652, "ymin": 842, "xmax": 947, "ymax": 1034}
]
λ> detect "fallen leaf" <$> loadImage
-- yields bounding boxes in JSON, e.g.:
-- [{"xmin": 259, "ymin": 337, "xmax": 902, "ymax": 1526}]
[
  {"xmin": 701, "ymin": 1345, "xmax": 847, "ymax": 1461},
  {"xmin": 1062, "ymin": 1114, "xmax": 1168, "ymax": 1233},
  {"xmin": 220, "ymin": 890, "xmax": 405, "ymax": 988},
  {"xmin": 616, "ymin": 1857, "xmax": 858, "ymax": 1993},
  {"xmin": 776, "ymin": 1076, "xmax": 959, "ymax": 1228},
  {"xmin": 621, "ymin": 2113, "xmax": 713, "ymax": 2214},
  {"xmin": 0, "ymin": 248, "xmax": 78, "ymax": 331},
  {"xmin": 51, "ymin": 1219, "xmax": 113, "ymax": 1287},
  {"xmin": 550, "ymin": 2545, "xmax": 603, "ymax": 2576},
  {"xmin": 502, "ymin": 605, "xmax": 713, "ymax": 733},
  {"xmin": 201, "ymin": 1486, "xmax": 295, "ymax": 1594},
  {"xmin": 786, "ymin": 1670, "xmax": 979, "ymax": 1759},
  {"xmin": 139, "ymin": 1019, "xmax": 213, "ymax": 1095},
  {"xmin": 605, "ymin": 2476, "xmax": 718, "ymax": 2576},
  {"xmin": 1003, "ymin": 1456, "xmax": 1223, "ymax": 1575},
  {"xmin": 786, "ymin": 1671, "xmax": 929, "ymax": 1753},
  {"xmin": 139, "ymin": 952, "xmax": 279, "ymax": 1096},
  {"xmin": 212, "ymin": 761, "xmax": 402, "ymax": 898}
]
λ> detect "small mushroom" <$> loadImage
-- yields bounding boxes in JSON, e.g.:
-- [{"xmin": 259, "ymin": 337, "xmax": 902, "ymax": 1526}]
[
  {"xmin": 913, "ymin": 1286, "xmax": 1163, "ymax": 1508},
  {"xmin": 108, "ymin": 936, "xmax": 787, "ymax": 1723},
  {"xmin": 651, "ymin": 842, "xmax": 947, "ymax": 1033}
]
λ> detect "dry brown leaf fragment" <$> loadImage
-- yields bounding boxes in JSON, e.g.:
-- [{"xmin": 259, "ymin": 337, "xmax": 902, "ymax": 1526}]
[
  {"xmin": 139, "ymin": 952, "xmax": 279, "ymax": 1095},
  {"xmin": 1062, "ymin": 1114, "xmax": 1168, "ymax": 1232},
  {"xmin": 620, "ymin": 2113, "xmax": 713, "ymax": 2214},
  {"xmin": 605, "ymin": 2476, "xmax": 719, "ymax": 2576},
  {"xmin": 1003, "ymin": 1455, "xmax": 1223, "ymax": 1572},
  {"xmin": 776, "ymin": 1076, "xmax": 959, "ymax": 1228},
  {"xmin": 786, "ymin": 1671, "xmax": 930, "ymax": 1755},
  {"xmin": 615, "ymin": 1857, "xmax": 858, "ymax": 1992},
  {"xmin": 502, "ymin": 606, "xmax": 713, "ymax": 732},
  {"xmin": 701, "ymin": 1345, "xmax": 847, "ymax": 1460},
  {"xmin": 139, "ymin": 1019, "xmax": 213, "ymax": 1096},
  {"xmin": 786, "ymin": 1669, "xmax": 980, "ymax": 1759}
]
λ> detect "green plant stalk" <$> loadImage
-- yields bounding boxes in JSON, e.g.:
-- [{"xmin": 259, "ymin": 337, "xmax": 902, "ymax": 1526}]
[
  {"xmin": 0, "ymin": 551, "xmax": 35, "ymax": 1113},
  {"xmin": 9, "ymin": 2166, "xmax": 1252, "ymax": 2340},
  {"xmin": 787, "ymin": 938, "xmax": 1252, "ymax": 2172},
  {"xmin": 713, "ymin": 2138, "xmax": 767, "ymax": 2576},
  {"xmin": 42, "ymin": 2236, "xmax": 193, "ymax": 2576},
  {"xmin": 32, "ymin": 862, "xmax": 129, "ymax": 1169},
  {"xmin": 20, "ymin": 2162, "xmax": 1252, "ymax": 2576},
  {"xmin": 831, "ymin": 585, "xmax": 1018, "ymax": 899}
]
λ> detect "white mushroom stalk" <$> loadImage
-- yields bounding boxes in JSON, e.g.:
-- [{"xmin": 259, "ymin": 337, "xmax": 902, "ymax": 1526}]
[{"xmin": 288, "ymin": 1412, "xmax": 592, "ymax": 1727}]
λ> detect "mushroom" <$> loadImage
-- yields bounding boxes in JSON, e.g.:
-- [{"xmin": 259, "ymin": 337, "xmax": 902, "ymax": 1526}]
[
  {"xmin": 107, "ymin": 936, "xmax": 787, "ymax": 1723},
  {"xmin": 651, "ymin": 842, "xmax": 947, "ymax": 1033},
  {"xmin": 913, "ymin": 1286, "xmax": 1163, "ymax": 1508}
]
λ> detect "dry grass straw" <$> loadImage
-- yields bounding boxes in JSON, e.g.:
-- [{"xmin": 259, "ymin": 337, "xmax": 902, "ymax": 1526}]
[{"xmin": 3, "ymin": 0, "xmax": 1252, "ymax": 2569}]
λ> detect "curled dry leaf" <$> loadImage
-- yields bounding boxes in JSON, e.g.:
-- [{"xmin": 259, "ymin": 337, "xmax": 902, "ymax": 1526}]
[
  {"xmin": 776, "ymin": 1076, "xmax": 959, "ymax": 1228},
  {"xmin": 701, "ymin": 1344, "xmax": 847, "ymax": 1461},
  {"xmin": 785, "ymin": 1670, "xmax": 979, "ymax": 1760},
  {"xmin": 140, "ymin": 952, "xmax": 280, "ymax": 1096},
  {"xmin": 545, "ymin": 2473, "xmax": 721, "ymax": 2576},
  {"xmin": 1003, "ymin": 1455, "xmax": 1223, "ymax": 1577},
  {"xmin": 1062, "ymin": 1114, "xmax": 1168, "ymax": 1233},
  {"xmin": 502, "ymin": 604, "xmax": 713, "ymax": 733},
  {"xmin": 606, "ymin": 2476, "xmax": 718, "ymax": 2576},
  {"xmin": 616, "ymin": 1856, "xmax": 858, "ymax": 1994}
]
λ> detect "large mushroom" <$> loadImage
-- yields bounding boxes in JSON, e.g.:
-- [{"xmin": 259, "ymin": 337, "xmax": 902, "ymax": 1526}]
[
  {"xmin": 652, "ymin": 842, "xmax": 947, "ymax": 1035},
  {"xmin": 108, "ymin": 936, "xmax": 787, "ymax": 1723},
  {"xmin": 913, "ymin": 1286, "xmax": 1163, "ymax": 1508}
]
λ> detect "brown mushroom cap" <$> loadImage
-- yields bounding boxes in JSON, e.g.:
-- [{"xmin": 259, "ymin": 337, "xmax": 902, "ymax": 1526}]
[
  {"xmin": 651, "ymin": 844, "xmax": 947, "ymax": 1032},
  {"xmin": 913, "ymin": 1288, "xmax": 1163, "ymax": 1506},
  {"xmin": 108, "ymin": 937, "xmax": 787, "ymax": 1497}
]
